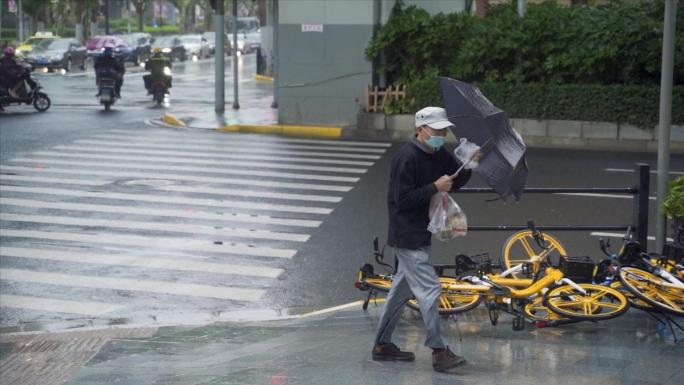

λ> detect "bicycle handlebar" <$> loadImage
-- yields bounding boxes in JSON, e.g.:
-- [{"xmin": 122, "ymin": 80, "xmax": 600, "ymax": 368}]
[{"xmin": 527, "ymin": 219, "xmax": 549, "ymax": 250}]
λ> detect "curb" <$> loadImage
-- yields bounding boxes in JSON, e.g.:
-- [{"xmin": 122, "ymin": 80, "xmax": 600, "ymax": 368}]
[
  {"xmin": 154, "ymin": 113, "xmax": 343, "ymax": 138},
  {"xmin": 255, "ymin": 74, "xmax": 274, "ymax": 82}
]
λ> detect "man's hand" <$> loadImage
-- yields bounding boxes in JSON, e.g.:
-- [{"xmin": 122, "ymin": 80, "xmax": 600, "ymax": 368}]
[{"xmin": 434, "ymin": 175, "xmax": 454, "ymax": 192}]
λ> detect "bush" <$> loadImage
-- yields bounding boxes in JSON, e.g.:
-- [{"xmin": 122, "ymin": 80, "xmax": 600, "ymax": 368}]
[
  {"xmin": 143, "ymin": 25, "xmax": 181, "ymax": 34},
  {"xmin": 366, "ymin": 0, "xmax": 684, "ymax": 127},
  {"xmin": 663, "ymin": 177, "xmax": 684, "ymax": 220}
]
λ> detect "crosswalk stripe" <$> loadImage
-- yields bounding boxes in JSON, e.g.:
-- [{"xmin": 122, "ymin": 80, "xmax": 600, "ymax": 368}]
[
  {"xmin": 91, "ymin": 134, "xmax": 388, "ymax": 154},
  {"xmin": 54, "ymin": 145, "xmax": 376, "ymax": 166},
  {"xmin": 0, "ymin": 174, "xmax": 107, "ymax": 186},
  {"xmin": 0, "ymin": 294, "xmax": 124, "ymax": 316},
  {"xmin": 2, "ymin": 185, "xmax": 332, "ymax": 216},
  {"xmin": 0, "ymin": 247, "xmax": 284, "ymax": 278},
  {"xmin": 9, "ymin": 157, "xmax": 361, "ymax": 183},
  {"xmin": 0, "ymin": 197, "xmax": 322, "ymax": 227},
  {"xmin": 107, "ymin": 129, "xmax": 393, "ymax": 147},
  {"xmin": 0, "ymin": 165, "xmax": 353, "ymax": 192},
  {"xmin": 0, "ymin": 213, "xmax": 310, "ymax": 242},
  {"xmin": 0, "ymin": 268, "xmax": 265, "ymax": 301},
  {"xmin": 29, "ymin": 151, "xmax": 368, "ymax": 174},
  {"xmin": 72, "ymin": 139, "xmax": 383, "ymax": 160},
  {"xmin": 0, "ymin": 229, "xmax": 297, "ymax": 259},
  {"xmin": 0, "ymin": 176, "xmax": 341, "ymax": 204}
]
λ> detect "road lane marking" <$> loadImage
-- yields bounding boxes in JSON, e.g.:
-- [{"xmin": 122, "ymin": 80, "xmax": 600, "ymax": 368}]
[
  {"xmin": 0, "ymin": 247, "xmax": 284, "ymax": 278},
  {"xmin": 604, "ymin": 168, "xmax": 684, "ymax": 176},
  {"xmin": 590, "ymin": 232, "xmax": 673, "ymax": 242},
  {"xmin": 0, "ymin": 294, "xmax": 123, "ymax": 316},
  {"xmin": 0, "ymin": 174, "xmax": 342, "ymax": 204},
  {"xmin": 53, "ymin": 145, "xmax": 375, "ymax": 166},
  {"xmin": 71, "ymin": 139, "xmax": 382, "ymax": 160},
  {"xmin": 555, "ymin": 193, "xmax": 657, "ymax": 200},
  {"xmin": 106, "ymin": 129, "xmax": 392, "ymax": 147},
  {"xmin": 27, "ymin": 151, "xmax": 368, "ymax": 174},
  {"xmin": 0, "ymin": 268, "xmax": 265, "ymax": 301},
  {"xmin": 0, "ymin": 174, "xmax": 108, "ymax": 186},
  {"xmin": 0, "ymin": 229, "xmax": 297, "ymax": 259},
  {"xmin": 0, "ymin": 197, "xmax": 321, "ymax": 227},
  {"xmin": 91, "ymin": 134, "xmax": 388, "ymax": 154},
  {"xmin": 0, "ymin": 213, "xmax": 309, "ymax": 242},
  {"xmin": 2, "ymin": 185, "xmax": 332, "ymax": 215},
  {"xmin": 0, "ymin": 165, "xmax": 352, "ymax": 192},
  {"xmin": 10, "ymin": 157, "xmax": 360, "ymax": 183}
]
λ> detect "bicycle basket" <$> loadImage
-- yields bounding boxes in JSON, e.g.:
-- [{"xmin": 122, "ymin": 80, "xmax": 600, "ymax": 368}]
[
  {"xmin": 662, "ymin": 242, "xmax": 684, "ymax": 264},
  {"xmin": 618, "ymin": 241, "xmax": 642, "ymax": 265},
  {"xmin": 559, "ymin": 256, "xmax": 595, "ymax": 283}
]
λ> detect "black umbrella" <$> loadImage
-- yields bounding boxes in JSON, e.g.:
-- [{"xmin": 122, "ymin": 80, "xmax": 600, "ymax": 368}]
[{"xmin": 439, "ymin": 76, "xmax": 528, "ymax": 201}]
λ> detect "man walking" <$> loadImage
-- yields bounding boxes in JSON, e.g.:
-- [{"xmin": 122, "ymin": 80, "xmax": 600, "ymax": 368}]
[{"xmin": 372, "ymin": 106, "xmax": 477, "ymax": 373}]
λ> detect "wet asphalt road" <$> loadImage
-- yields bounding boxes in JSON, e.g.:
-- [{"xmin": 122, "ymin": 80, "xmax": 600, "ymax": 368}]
[{"xmin": 1, "ymin": 57, "xmax": 683, "ymax": 332}]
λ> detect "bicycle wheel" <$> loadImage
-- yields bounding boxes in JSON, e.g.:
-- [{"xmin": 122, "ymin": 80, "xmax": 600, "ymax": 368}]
[
  {"xmin": 501, "ymin": 230, "xmax": 568, "ymax": 277},
  {"xmin": 407, "ymin": 278, "xmax": 482, "ymax": 315},
  {"xmin": 523, "ymin": 296, "xmax": 575, "ymax": 323},
  {"xmin": 544, "ymin": 283, "xmax": 629, "ymax": 321},
  {"xmin": 609, "ymin": 280, "xmax": 653, "ymax": 311},
  {"xmin": 618, "ymin": 267, "xmax": 684, "ymax": 316}
]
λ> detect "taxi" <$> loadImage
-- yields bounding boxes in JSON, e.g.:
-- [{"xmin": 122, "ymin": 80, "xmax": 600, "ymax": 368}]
[{"xmin": 15, "ymin": 31, "xmax": 61, "ymax": 57}]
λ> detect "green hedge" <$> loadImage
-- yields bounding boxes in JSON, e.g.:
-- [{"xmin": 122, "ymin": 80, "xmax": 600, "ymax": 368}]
[
  {"xmin": 395, "ymin": 79, "xmax": 684, "ymax": 128},
  {"xmin": 369, "ymin": 1, "xmax": 684, "ymax": 128},
  {"xmin": 143, "ymin": 25, "xmax": 181, "ymax": 34}
]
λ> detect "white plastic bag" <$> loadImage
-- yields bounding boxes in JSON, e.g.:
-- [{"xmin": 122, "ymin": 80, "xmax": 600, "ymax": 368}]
[
  {"xmin": 427, "ymin": 192, "xmax": 468, "ymax": 241},
  {"xmin": 453, "ymin": 138, "xmax": 481, "ymax": 170}
]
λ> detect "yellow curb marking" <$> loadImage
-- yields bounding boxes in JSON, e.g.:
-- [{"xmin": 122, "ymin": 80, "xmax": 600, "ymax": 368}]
[
  {"xmin": 162, "ymin": 113, "xmax": 185, "ymax": 127},
  {"xmin": 255, "ymin": 74, "xmax": 274, "ymax": 82},
  {"xmin": 220, "ymin": 124, "xmax": 342, "ymax": 138}
]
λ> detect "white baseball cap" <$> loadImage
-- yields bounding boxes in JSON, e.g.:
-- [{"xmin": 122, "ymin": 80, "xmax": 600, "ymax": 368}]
[{"xmin": 415, "ymin": 106, "xmax": 454, "ymax": 130}]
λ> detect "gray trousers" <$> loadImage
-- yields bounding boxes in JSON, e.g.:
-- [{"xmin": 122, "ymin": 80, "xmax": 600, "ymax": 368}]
[{"xmin": 374, "ymin": 246, "xmax": 445, "ymax": 349}]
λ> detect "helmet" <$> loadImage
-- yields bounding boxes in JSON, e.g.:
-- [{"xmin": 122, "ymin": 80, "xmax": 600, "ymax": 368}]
[
  {"xmin": 3, "ymin": 46, "xmax": 15, "ymax": 57},
  {"xmin": 103, "ymin": 44, "xmax": 114, "ymax": 56},
  {"xmin": 153, "ymin": 47, "xmax": 163, "ymax": 54}
]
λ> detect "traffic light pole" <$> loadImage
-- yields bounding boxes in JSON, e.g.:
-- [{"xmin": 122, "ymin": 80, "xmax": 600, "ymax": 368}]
[{"xmin": 214, "ymin": 0, "xmax": 225, "ymax": 113}]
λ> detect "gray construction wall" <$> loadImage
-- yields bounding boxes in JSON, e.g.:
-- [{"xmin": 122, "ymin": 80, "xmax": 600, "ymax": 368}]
[{"xmin": 276, "ymin": 0, "xmax": 466, "ymax": 126}]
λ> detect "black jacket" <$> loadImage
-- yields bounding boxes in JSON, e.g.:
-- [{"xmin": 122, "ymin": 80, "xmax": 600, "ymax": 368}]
[
  {"xmin": 145, "ymin": 55, "xmax": 172, "ymax": 77},
  {"xmin": 94, "ymin": 55, "xmax": 125, "ymax": 75},
  {"xmin": 387, "ymin": 138, "xmax": 471, "ymax": 249}
]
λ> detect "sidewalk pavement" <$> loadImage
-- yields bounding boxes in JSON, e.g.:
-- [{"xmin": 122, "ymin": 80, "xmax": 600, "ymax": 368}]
[{"xmin": 3, "ymin": 304, "xmax": 681, "ymax": 385}]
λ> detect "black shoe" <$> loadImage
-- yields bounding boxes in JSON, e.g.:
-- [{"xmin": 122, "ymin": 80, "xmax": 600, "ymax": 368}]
[
  {"xmin": 372, "ymin": 342, "xmax": 415, "ymax": 362},
  {"xmin": 432, "ymin": 346, "xmax": 466, "ymax": 372}
]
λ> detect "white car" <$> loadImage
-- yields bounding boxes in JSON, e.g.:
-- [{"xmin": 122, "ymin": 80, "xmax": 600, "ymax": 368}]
[{"xmin": 178, "ymin": 35, "xmax": 211, "ymax": 59}]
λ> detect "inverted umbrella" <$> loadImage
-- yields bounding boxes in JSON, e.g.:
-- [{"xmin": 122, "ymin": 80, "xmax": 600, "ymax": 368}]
[{"xmin": 439, "ymin": 76, "xmax": 528, "ymax": 201}]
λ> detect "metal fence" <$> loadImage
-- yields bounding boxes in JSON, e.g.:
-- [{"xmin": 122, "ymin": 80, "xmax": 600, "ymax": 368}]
[{"xmin": 461, "ymin": 163, "xmax": 651, "ymax": 250}]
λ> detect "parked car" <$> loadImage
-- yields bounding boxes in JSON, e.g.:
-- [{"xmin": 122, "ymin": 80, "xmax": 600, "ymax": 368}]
[
  {"xmin": 151, "ymin": 35, "xmax": 186, "ymax": 62},
  {"xmin": 85, "ymin": 35, "xmax": 130, "ymax": 59},
  {"xmin": 178, "ymin": 35, "xmax": 211, "ymax": 60},
  {"xmin": 24, "ymin": 38, "xmax": 89, "ymax": 72},
  {"xmin": 15, "ymin": 31, "xmax": 61, "ymax": 58},
  {"xmin": 119, "ymin": 33, "xmax": 152, "ymax": 65},
  {"xmin": 202, "ymin": 31, "xmax": 232, "ymax": 55}
]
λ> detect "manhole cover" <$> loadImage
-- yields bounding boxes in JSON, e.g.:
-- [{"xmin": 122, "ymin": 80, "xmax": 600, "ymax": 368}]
[{"xmin": 121, "ymin": 179, "xmax": 177, "ymax": 187}]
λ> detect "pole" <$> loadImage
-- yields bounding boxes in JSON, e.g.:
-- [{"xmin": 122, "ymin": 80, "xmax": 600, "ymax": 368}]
[
  {"xmin": 127, "ymin": 0, "xmax": 131, "ymax": 34},
  {"xmin": 215, "ymin": 0, "xmax": 225, "ymax": 113},
  {"xmin": 517, "ymin": 0, "xmax": 526, "ymax": 17},
  {"xmin": 656, "ymin": 0, "xmax": 678, "ymax": 252},
  {"xmin": 634, "ymin": 164, "xmax": 650, "ymax": 250},
  {"xmin": 18, "ymin": 0, "xmax": 24, "ymax": 42},
  {"xmin": 232, "ymin": 0, "xmax": 239, "ymax": 110},
  {"xmin": 105, "ymin": 0, "xmax": 110, "ymax": 35},
  {"xmin": 271, "ymin": 0, "xmax": 278, "ymax": 108}
]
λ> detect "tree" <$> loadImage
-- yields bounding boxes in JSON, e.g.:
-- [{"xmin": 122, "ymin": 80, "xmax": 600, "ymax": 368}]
[{"xmin": 131, "ymin": 0, "xmax": 147, "ymax": 32}]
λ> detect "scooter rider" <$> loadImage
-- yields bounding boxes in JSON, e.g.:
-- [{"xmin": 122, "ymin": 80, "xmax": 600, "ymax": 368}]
[
  {"xmin": 94, "ymin": 45, "xmax": 125, "ymax": 98},
  {"xmin": 143, "ymin": 48, "xmax": 172, "ymax": 92},
  {"xmin": 1, "ymin": 46, "xmax": 38, "ymax": 98}
]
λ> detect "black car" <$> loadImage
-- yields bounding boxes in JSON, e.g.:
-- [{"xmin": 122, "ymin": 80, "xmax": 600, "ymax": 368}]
[
  {"xmin": 25, "ymin": 38, "xmax": 89, "ymax": 72},
  {"xmin": 120, "ymin": 33, "xmax": 152, "ymax": 65},
  {"xmin": 151, "ymin": 35, "xmax": 186, "ymax": 62}
]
